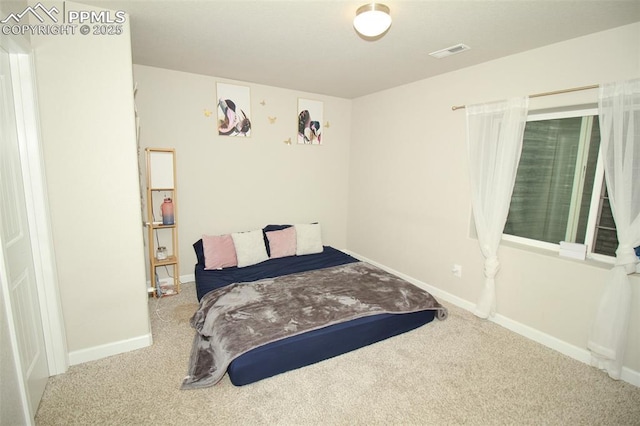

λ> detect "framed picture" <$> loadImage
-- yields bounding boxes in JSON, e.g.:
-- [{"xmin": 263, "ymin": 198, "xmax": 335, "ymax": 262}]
[
  {"xmin": 297, "ymin": 98, "xmax": 323, "ymax": 145},
  {"xmin": 216, "ymin": 83, "xmax": 252, "ymax": 137}
]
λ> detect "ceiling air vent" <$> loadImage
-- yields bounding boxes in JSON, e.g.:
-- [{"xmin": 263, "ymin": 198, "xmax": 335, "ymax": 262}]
[{"xmin": 429, "ymin": 43, "xmax": 471, "ymax": 59}]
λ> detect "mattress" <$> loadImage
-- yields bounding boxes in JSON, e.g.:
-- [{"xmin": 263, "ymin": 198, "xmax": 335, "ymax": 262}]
[
  {"xmin": 226, "ymin": 309, "xmax": 436, "ymax": 386},
  {"xmin": 192, "ymin": 240, "xmax": 440, "ymax": 386}
]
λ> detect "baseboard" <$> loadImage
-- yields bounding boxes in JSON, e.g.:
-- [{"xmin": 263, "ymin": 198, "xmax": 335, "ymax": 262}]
[
  {"xmin": 344, "ymin": 249, "xmax": 640, "ymax": 388},
  {"xmin": 180, "ymin": 273, "xmax": 194, "ymax": 284},
  {"xmin": 491, "ymin": 312, "xmax": 640, "ymax": 387},
  {"xmin": 70, "ymin": 276, "xmax": 196, "ymax": 366},
  {"xmin": 146, "ymin": 274, "xmax": 195, "ymax": 297},
  {"xmin": 68, "ymin": 333, "xmax": 153, "ymax": 366},
  {"xmin": 146, "ymin": 274, "xmax": 195, "ymax": 288},
  {"xmin": 622, "ymin": 365, "xmax": 640, "ymax": 387}
]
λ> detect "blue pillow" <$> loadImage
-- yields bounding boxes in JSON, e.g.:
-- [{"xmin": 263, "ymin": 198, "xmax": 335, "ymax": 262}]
[{"xmin": 193, "ymin": 239, "xmax": 205, "ymax": 266}]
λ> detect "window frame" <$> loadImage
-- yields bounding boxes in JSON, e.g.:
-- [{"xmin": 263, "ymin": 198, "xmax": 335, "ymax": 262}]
[{"xmin": 501, "ymin": 106, "xmax": 615, "ymax": 265}]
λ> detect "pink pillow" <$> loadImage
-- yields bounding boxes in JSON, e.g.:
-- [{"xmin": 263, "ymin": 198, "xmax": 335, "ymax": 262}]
[
  {"xmin": 266, "ymin": 227, "xmax": 297, "ymax": 259},
  {"xmin": 202, "ymin": 234, "xmax": 237, "ymax": 270}
]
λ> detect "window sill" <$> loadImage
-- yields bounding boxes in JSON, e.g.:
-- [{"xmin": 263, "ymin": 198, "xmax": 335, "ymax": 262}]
[{"xmin": 500, "ymin": 238, "xmax": 618, "ymax": 272}]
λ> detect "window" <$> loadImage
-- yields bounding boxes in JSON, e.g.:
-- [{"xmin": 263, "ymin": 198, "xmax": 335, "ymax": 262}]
[
  {"xmin": 592, "ymin": 183, "xmax": 618, "ymax": 256},
  {"xmin": 503, "ymin": 108, "xmax": 619, "ymax": 259}
]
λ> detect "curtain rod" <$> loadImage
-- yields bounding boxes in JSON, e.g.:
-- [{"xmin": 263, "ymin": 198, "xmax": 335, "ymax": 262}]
[{"xmin": 451, "ymin": 84, "xmax": 599, "ymax": 111}]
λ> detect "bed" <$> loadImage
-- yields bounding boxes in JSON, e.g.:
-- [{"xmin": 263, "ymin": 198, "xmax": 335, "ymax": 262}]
[{"xmin": 183, "ymin": 224, "xmax": 447, "ymax": 389}]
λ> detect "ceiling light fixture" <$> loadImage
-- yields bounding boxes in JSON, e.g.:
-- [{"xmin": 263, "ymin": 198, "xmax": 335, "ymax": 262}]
[{"xmin": 353, "ymin": 3, "xmax": 392, "ymax": 38}]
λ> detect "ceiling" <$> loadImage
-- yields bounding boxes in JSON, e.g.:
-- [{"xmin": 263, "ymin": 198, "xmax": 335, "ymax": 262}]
[{"xmin": 80, "ymin": 0, "xmax": 639, "ymax": 99}]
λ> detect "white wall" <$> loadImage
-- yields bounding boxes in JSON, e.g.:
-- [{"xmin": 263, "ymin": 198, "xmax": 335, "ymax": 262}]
[
  {"xmin": 348, "ymin": 23, "xmax": 640, "ymax": 378},
  {"xmin": 31, "ymin": 1, "xmax": 150, "ymax": 359},
  {"xmin": 133, "ymin": 65, "xmax": 352, "ymax": 278}
]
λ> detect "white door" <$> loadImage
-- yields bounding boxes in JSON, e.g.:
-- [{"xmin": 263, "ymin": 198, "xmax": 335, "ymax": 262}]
[{"xmin": 0, "ymin": 47, "xmax": 49, "ymax": 418}]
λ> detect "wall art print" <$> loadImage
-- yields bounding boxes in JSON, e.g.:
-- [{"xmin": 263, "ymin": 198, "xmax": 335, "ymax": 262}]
[
  {"xmin": 297, "ymin": 98, "xmax": 323, "ymax": 145},
  {"xmin": 216, "ymin": 83, "xmax": 252, "ymax": 137}
]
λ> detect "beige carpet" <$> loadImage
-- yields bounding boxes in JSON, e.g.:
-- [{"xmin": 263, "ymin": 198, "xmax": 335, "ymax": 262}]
[{"xmin": 36, "ymin": 282, "xmax": 640, "ymax": 425}]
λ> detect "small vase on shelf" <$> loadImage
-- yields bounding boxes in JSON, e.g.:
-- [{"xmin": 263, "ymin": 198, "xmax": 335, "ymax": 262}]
[{"xmin": 161, "ymin": 197, "xmax": 174, "ymax": 225}]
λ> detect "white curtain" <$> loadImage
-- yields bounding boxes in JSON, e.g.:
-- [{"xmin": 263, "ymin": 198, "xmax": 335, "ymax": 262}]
[
  {"xmin": 587, "ymin": 78, "xmax": 640, "ymax": 379},
  {"xmin": 466, "ymin": 97, "xmax": 529, "ymax": 318}
]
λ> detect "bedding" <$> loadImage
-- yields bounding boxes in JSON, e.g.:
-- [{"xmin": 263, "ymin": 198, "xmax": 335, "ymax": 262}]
[
  {"xmin": 231, "ymin": 229, "xmax": 269, "ymax": 267},
  {"xmin": 202, "ymin": 234, "xmax": 237, "ymax": 269},
  {"xmin": 294, "ymin": 223, "xmax": 323, "ymax": 255},
  {"xmin": 226, "ymin": 309, "xmax": 437, "ymax": 386},
  {"xmin": 265, "ymin": 226, "xmax": 297, "ymax": 259},
  {"xmin": 193, "ymin": 243, "xmax": 359, "ymax": 300},
  {"xmin": 184, "ymin": 257, "xmax": 447, "ymax": 389}
]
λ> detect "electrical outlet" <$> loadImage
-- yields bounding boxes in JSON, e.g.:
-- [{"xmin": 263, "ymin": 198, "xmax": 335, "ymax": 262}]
[{"xmin": 452, "ymin": 264, "xmax": 462, "ymax": 278}]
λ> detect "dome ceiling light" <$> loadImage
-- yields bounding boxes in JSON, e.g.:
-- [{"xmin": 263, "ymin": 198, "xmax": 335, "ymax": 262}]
[{"xmin": 353, "ymin": 3, "xmax": 392, "ymax": 38}]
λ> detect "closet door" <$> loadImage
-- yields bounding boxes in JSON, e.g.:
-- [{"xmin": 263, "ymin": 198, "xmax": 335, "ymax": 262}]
[{"xmin": 0, "ymin": 47, "xmax": 49, "ymax": 422}]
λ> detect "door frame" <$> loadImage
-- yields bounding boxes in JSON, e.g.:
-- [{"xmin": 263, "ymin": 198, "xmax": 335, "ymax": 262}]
[
  {"xmin": 1, "ymin": 24, "xmax": 68, "ymax": 385},
  {"xmin": 10, "ymin": 50, "xmax": 69, "ymax": 376}
]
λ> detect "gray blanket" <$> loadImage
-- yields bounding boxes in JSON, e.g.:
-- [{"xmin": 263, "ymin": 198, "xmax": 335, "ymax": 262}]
[{"xmin": 182, "ymin": 261, "xmax": 447, "ymax": 389}]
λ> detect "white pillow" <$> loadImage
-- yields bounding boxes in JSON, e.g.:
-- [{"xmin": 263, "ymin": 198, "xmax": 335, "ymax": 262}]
[
  {"xmin": 294, "ymin": 223, "xmax": 324, "ymax": 256},
  {"xmin": 231, "ymin": 229, "xmax": 269, "ymax": 268}
]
